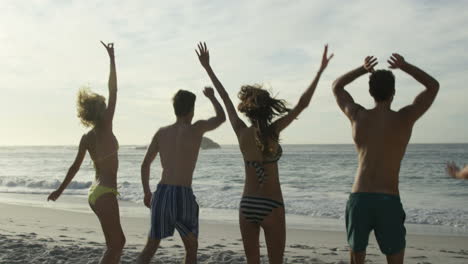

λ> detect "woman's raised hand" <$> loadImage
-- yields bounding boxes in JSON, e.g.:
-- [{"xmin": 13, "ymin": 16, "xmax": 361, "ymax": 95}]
[
  {"xmin": 100, "ymin": 41, "xmax": 115, "ymax": 59},
  {"xmin": 319, "ymin": 44, "xmax": 334, "ymax": 72},
  {"xmin": 196, "ymin": 42, "xmax": 210, "ymax": 69}
]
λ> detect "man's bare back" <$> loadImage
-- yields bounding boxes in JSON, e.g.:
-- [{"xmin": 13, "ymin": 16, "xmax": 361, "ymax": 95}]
[
  {"xmin": 155, "ymin": 123, "xmax": 205, "ymax": 187},
  {"xmin": 141, "ymin": 87, "xmax": 225, "ymax": 197},
  {"xmin": 351, "ymin": 107, "xmax": 413, "ymax": 195}
]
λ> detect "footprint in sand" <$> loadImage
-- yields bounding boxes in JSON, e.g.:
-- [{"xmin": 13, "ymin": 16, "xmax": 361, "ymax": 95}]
[
  {"xmin": 289, "ymin": 244, "xmax": 314, "ymax": 250},
  {"xmin": 452, "ymin": 256, "xmax": 468, "ymax": 259}
]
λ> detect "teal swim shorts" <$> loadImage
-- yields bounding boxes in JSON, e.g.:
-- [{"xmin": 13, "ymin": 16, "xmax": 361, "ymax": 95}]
[{"xmin": 345, "ymin": 192, "xmax": 406, "ymax": 255}]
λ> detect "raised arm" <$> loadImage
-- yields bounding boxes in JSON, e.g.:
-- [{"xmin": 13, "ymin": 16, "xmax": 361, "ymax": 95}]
[
  {"xmin": 100, "ymin": 41, "xmax": 117, "ymax": 125},
  {"xmin": 47, "ymin": 135, "xmax": 87, "ymax": 201},
  {"xmin": 273, "ymin": 45, "xmax": 333, "ymax": 132},
  {"xmin": 193, "ymin": 87, "xmax": 226, "ymax": 133},
  {"xmin": 196, "ymin": 42, "xmax": 246, "ymax": 135},
  {"xmin": 446, "ymin": 162, "xmax": 468, "ymax": 180},
  {"xmin": 391, "ymin": 54, "xmax": 440, "ymax": 123},
  {"xmin": 141, "ymin": 131, "xmax": 160, "ymax": 208},
  {"xmin": 332, "ymin": 56, "xmax": 377, "ymax": 121}
]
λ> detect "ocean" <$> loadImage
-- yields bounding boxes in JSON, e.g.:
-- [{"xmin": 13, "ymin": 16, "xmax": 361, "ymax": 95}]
[{"xmin": 1, "ymin": 144, "xmax": 467, "ymax": 236}]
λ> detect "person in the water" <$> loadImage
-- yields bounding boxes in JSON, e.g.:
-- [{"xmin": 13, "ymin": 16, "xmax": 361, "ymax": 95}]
[
  {"xmin": 47, "ymin": 41, "xmax": 125, "ymax": 264},
  {"xmin": 196, "ymin": 42, "xmax": 333, "ymax": 264},
  {"xmin": 333, "ymin": 53, "xmax": 439, "ymax": 264},
  {"xmin": 136, "ymin": 87, "xmax": 225, "ymax": 264}
]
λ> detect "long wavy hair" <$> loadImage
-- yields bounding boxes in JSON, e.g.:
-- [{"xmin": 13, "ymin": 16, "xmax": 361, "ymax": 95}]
[
  {"xmin": 76, "ymin": 86, "xmax": 106, "ymax": 127},
  {"xmin": 237, "ymin": 84, "xmax": 290, "ymax": 155}
]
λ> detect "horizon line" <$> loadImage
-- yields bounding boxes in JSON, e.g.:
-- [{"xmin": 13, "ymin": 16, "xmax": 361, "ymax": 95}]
[{"xmin": 1, "ymin": 142, "xmax": 468, "ymax": 147}]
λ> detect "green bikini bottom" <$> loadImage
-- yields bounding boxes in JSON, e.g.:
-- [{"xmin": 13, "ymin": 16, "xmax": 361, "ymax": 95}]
[{"xmin": 88, "ymin": 184, "xmax": 119, "ymax": 206}]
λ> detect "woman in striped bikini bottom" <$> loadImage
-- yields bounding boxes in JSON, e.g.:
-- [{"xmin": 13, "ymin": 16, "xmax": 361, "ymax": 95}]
[{"xmin": 240, "ymin": 196, "xmax": 284, "ymax": 224}]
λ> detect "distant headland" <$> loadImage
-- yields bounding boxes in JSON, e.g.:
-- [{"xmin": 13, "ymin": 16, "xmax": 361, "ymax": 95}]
[{"xmin": 135, "ymin": 137, "xmax": 220, "ymax": 150}]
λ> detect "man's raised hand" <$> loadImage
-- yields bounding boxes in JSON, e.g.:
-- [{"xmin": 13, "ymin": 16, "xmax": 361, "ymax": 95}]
[
  {"xmin": 364, "ymin": 56, "xmax": 378, "ymax": 72},
  {"xmin": 203, "ymin": 86, "xmax": 215, "ymax": 98},
  {"xmin": 388, "ymin": 53, "xmax": 407, "ymax": 69}
]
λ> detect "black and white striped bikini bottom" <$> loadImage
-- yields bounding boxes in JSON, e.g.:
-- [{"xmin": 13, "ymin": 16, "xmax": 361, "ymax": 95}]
[{"xmin": 240, "ymin": 196, "xmax": 284, "ymax": 224}]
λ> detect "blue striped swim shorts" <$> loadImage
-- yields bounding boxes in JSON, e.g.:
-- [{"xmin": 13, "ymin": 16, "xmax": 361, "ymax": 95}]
[{"xmin": 149, "ymin": 184, "xmax": 199, "ymax": 240}]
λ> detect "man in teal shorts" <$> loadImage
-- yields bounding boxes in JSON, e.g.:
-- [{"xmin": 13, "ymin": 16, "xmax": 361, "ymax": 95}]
[{"xmin": 333, "ymin": 54, "xmax": 439, "ymax": 264}]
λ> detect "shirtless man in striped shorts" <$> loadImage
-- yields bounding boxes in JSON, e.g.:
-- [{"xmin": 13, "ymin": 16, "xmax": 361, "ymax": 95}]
[{"xmin": 137, "ymin": 88, "xmax": 225, "ymax": 264}]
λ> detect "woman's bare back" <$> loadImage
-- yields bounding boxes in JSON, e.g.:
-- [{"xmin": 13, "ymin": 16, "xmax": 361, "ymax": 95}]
[
  {"xmin": 238, "ymin": 126, "xmax": 283, "ymax": 200},
  {"xmin": 86, "ymin": 127, "xmax": 119, "ymax": 188}
]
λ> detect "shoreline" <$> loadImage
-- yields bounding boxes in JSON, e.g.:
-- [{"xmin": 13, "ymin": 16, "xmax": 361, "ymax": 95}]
[
  {"xmin": 1, "ymin": 201, "xmax": 468, "ymax": 263},
  {"xmin": 0, "ymin": 192, "xmax": 467, "ymax": 238}
]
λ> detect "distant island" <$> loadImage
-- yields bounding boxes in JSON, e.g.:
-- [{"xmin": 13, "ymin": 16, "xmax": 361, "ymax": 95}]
[
  {"xmin": 201, "ymin": 137, "xmax": 221, "ymax": 150},
  {"xmin": 135, "ymin": 137, "xmax": 220, "ymax": 150}
]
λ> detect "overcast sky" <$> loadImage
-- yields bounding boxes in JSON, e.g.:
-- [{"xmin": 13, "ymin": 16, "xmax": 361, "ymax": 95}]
[{"xmin": 1, "ymin": 0, "xmax": 467, "ymax": 145}]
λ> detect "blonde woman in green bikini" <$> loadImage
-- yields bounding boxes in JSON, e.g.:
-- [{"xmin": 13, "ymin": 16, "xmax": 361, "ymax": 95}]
[{"xmin": 47, "ymin": 41, "xmax": 125, "ymax": 264}]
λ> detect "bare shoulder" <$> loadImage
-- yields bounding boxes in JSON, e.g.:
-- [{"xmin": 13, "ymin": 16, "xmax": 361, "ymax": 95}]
[
  {"xmin": 347, "ymin": 104, "xmax": 367, "ymax": 122},
  {"xmin": 158, "ymin": 124, "xmax": 175, "ymax": 132},
  {"xmin": 79, "ymin": 133, "xmax": 91, "ymax": 151},
  {"xmin": 396, "ymin": 107, "xmax": 416, "ymax": 125},
  {"xmin": 351, "ymin": 107, "xmax": 368, "ymax": 122},
  {"xmin": 83, "ymin": 130, "xmax": 94, "ymax": 144},
  {"xmin": 154, "ymin": 126, "xmax": 170, "ymax": 139}
]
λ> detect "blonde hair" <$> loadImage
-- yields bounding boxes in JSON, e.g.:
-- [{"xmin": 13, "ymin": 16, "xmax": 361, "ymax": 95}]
[{"xmin": 76, "ymin": 86, "xmax": 106, "ymax": 127}]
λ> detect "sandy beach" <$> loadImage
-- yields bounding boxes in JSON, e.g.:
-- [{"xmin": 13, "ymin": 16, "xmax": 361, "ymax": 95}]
[{"xmin": 0, "ymin": 200, "xmax": 467, "ymax": 264}]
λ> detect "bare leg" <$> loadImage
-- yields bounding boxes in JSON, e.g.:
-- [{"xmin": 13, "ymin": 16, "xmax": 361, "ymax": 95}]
[
  {"xmin": 136, "ymin": 238, "xmax": 161, "ymax": 264},
  {"xmin": 239, "ymin": 210, "xmax": 261, "ymax": 264},
  {"xmin": 262, "ymin": 207, "xmax": 286, "ymax": 264},
  {"xmin": 350, "ymin": 250, "xmax": 366, "ymax": 264},
  {"xmin": 90, "ymin": 193, "xmax": 126, "ymax": 264},
  {"xmin": 386, "ymin": 249, "xmax": 405, "ymax": 264},
  {"xmin": 181, "ymin": 233, "xmax": 198, "ymax": 264}
]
